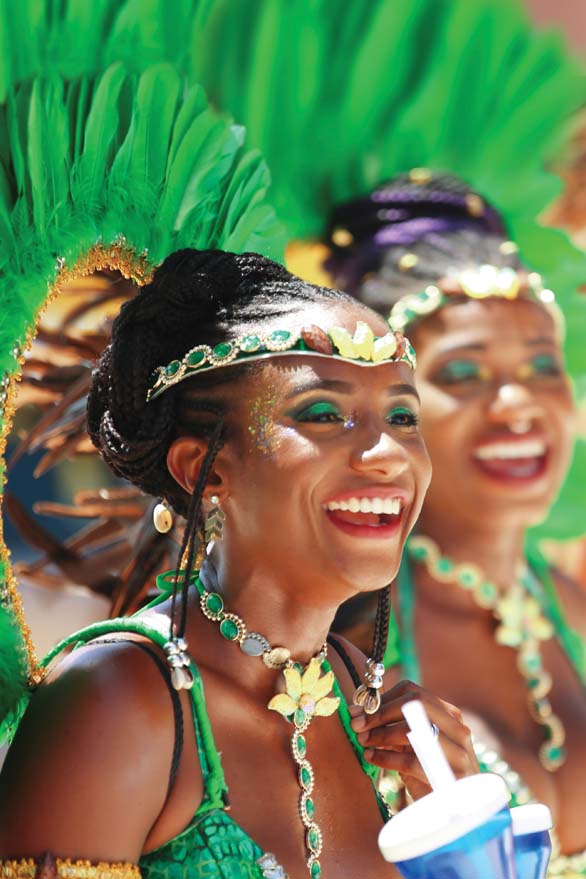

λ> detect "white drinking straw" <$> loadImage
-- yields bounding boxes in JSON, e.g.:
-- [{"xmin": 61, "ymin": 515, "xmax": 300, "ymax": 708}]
[{"xmin": 402, "ymin": 700, "xmax": 457, "ymax": 791}]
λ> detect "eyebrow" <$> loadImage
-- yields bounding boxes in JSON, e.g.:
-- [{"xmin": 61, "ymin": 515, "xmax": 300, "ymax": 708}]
[
  {"xmin": 437, "ymin": 335, "xmax": 556, "ymax": 356},
  {"xmin": 285, "ymin": 378, "xmax": 420, "ymax": 401}
]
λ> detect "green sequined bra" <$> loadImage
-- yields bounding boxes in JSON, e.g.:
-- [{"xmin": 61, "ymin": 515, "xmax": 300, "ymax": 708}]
[{"xmin": 43, "ymin": 592, "xmax": 385, "ymax": 879}]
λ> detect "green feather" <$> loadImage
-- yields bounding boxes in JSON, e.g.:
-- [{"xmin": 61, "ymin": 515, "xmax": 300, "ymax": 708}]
[{"xmin": 0, "ymin": 0, "xmax": 213, "ymax": 99}]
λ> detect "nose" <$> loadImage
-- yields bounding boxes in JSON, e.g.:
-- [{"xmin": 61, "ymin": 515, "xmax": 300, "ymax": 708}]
[
  {"xmin": 488, "ymin": 382, "xmax": 544, "ymax": 429},
  {"xmin": 350, "ymin": 430, "xmax": 409, "ymax": 479}
]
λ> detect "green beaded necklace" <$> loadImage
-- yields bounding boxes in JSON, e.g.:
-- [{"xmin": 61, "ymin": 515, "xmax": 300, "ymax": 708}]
[
  {"xmin": 196, "ymin": 575, "xmax": 340, "ymax": 879},
  {"xmin": 406, "ymin": 535, "xmax": 566, "ymax": 771}
]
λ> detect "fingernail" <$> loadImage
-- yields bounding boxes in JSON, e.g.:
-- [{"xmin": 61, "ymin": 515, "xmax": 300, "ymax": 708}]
[
  {"xmin": 350, "ymin": 714, "xmax": 366, "ymax": 730},
  {"xmin": 348, "ymin": 704, "xmax": 362, "ymax": 716},
  {"xmin": 364, "ymin": 748, "xmax": 375, "ymax": 761},
  {"xmin": 357, "ymin": 731, "xmax": 370, "ymax": 745}
]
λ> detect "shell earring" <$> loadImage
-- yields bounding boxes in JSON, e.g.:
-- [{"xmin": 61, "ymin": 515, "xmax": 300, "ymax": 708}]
[
  {"xmin": 204, "ymin": 495, "xmax": 225, "ymax": 544},
  {"xmin": 153, "ymin": 500, "xmax": 173, "ymax": 533}
]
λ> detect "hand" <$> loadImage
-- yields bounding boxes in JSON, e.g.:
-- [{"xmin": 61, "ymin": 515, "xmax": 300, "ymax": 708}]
[{"xmin": 350, "ymin": 679, "xmax": 479, "ymax": 800}]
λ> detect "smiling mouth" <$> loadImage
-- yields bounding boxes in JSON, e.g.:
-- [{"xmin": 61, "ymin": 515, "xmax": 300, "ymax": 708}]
[
  {"xmin": 323, "ymin": 496, "xmax": 404, "ymax": 535},
  {"xmin": 472, "ymin": 438, "xmax": 548, "ymax": 481}
]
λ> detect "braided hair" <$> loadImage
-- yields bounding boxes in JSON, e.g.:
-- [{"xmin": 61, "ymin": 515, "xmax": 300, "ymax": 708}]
[
  {"xmin": 87, "ymin": 248, "xmax": 355, "ymax": 637},
  {"xmin": 324, "ymin": 172, "xmax": 523, "ymax": 317}
]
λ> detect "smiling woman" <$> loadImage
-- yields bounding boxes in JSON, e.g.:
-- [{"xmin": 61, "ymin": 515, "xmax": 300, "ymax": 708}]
[
  {"xmin": 0, "ymin": 248, "xmax": 477, "ymax": 879},
  {"xmin": 327, "ymin": 170, "xmax": 586, "ymax": 870}
]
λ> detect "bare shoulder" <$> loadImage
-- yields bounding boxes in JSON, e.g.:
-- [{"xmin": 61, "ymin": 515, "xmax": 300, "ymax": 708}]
[
  {"xmin": 0, "ymin": 639, "xmax": 182, "ymax": 860},
  {"xmin": 550, "ymin": 567, "xmax": 586, "ymax": 639}
]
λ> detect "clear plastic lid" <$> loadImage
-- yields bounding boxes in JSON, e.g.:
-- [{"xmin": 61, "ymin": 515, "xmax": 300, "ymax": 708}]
[
  {"xmin": 378, "ymin": 773, "xmax": 510, "ymax": 863},
  {"xmin": 510, "ymin": 803, "xmax": 552, "ymax": 836}
]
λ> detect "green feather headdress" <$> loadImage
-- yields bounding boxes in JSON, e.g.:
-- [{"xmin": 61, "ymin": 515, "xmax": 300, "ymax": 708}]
[
  {"xmin": 192, "ymin": 0, "xmax": 586, "ymax": 540},
  {"xmin": 0, "ymin": 61, "xmax": 284, "ymax": 742},
  {"xmin": 0, "ymin": 0, "xmax": 214, "ymax": 100}
]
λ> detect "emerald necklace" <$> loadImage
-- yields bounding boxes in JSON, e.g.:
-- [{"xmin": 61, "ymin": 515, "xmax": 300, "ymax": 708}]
[{"xmin": 196, "ymin": 574, "xmax": 340, "ymax": 879}]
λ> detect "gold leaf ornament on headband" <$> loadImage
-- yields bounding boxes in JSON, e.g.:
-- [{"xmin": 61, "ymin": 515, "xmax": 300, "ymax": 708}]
[{"xmin": 388, "ymin": 266, "xmax": 559, "ymax": 332}]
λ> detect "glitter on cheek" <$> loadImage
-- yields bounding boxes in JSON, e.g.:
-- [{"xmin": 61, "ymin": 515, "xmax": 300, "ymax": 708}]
[{"xmin": 247, "ymin": 384, "xmax": 283, "ymax": 455}]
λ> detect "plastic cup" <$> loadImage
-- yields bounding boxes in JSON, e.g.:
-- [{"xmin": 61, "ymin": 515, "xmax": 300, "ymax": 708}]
[
  {"xmin": 378, "ymin": 773, "xmax": 515, "ymax": 879},
  {"xmin": 511, "ymin": 803, "xmax": 552, "ymax": 879}
]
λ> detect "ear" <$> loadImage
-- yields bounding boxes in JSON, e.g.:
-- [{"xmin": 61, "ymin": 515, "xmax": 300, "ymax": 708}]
[{"xmin": 166, "ymin": 435, "xmax": 227, "ymax": 500}]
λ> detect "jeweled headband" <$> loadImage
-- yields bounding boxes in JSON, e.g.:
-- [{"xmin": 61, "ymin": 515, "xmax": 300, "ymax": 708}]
[
  {"xmin": 147, "ymin": 321, "xmax": 416, "ymax": 401},
  {"xmin": 388, "ymin": 266, "xmax": 559, "ymax": 332}
]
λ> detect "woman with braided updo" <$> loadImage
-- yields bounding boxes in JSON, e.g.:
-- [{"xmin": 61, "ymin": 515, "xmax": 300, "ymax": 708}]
[
  {"xmin": 0, "ymin": 248, "xmax": 476, "ymax": 878},
  {"xmin": 328, "ymin": 171, "xmax": 586, "ymax": 868}
]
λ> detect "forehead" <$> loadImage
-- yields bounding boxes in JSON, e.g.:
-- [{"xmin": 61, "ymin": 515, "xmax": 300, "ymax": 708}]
[
  {"xmin": 245, "ymin": 352, "xmax": 417, "ymax": 401},
  {"xmin": 412, "ymin": 297, "xmax": 559, "ymax": 357}
]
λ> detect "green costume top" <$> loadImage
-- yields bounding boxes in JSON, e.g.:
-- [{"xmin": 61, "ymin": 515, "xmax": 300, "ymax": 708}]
[{"xmin": 42, "ymin": 580, "xmax": 387, "ymax": 879}]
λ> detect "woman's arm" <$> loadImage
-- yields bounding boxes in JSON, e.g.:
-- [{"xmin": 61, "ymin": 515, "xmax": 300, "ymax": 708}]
[{"xmin": 0, "ymin": 640, "xmax": 202, "ymax": 861}]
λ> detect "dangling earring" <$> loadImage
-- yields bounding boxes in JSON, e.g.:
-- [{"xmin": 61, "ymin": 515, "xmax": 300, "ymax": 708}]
[
  {"xmin": 153, "ymin": 500, "xmax": 173, "ymax": 533},
  {"xmin": 204, "ymin": 495, "xmax": 225, "ymax": 544},
  {"xmin": 353, "ymin": 658, "xmax": 385, "ymax": 714},
  {"xmin": 353, "ymin": 586, "xmax": 389, "ymax": 714}
]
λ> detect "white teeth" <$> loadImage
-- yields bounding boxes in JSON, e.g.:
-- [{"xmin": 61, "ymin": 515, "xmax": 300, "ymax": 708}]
[
  {"xmin": 474, "ymin": 439, "xmax": 546, "ymax": 461},
  {"xmin": 325, "ymin": 497, "xmax": 402, "ymax": 514}
]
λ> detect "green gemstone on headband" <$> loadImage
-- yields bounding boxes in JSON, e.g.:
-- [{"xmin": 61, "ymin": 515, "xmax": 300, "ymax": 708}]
[
  {"xmin": 165, "ymin": 360, "xmax": 181, "ymax": 377},
  {"xmin": 205, "ymin": 592, "xmax": 224, "ymax": 614},
  {"xmin": 220, "ymin": 618, "xmax": 239, "ymax": 641},
  {"xmin": 305, "ymin": 797, "xmax": 315, "ymax": 819},
  {"xmin": 240, "ymin": 334, "xmax": 262, "ymax": 352},
  {"xmin": 269, "ymin": 330, "xmax": 291, "ymax": 344},
  {"xmin": 295, "ymin": 708, "xmax": 306, "ymax": 726},
  {"xmin": 187, "ymin": 350, "xmax": 205, "ymax": 367},
  {"xmin": 213, "ymin": 341, "xmax": 234, "ymax": 359}
]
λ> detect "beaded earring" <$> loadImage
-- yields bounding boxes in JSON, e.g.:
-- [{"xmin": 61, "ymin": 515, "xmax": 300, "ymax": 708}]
[{"xmin": 204, "ymin": 495, "xmax": 225, "ymax": 544}]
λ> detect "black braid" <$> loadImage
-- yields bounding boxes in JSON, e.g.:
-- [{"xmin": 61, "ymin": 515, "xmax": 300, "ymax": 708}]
[
  {"xmin": 171, "ymin": 419, "xmax": 225, "ymax": 640},
  {"xmin": 371, "ymin": 585, "xmax": 391, "ymax": 665},
  {"xmin": 324, "ymin": 171, "xmax": 524, "ymax": 317}
]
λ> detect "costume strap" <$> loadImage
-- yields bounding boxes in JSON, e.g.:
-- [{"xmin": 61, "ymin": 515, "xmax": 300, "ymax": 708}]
[
  {"xmin": 42, "ymin": 615, "xmax": 229, "ymax": 813},
  {"xmin": 525, "ymin": 546, "xmax": 586, "ymax": 684},
  {"xmin": 386, "ymin": 555, "xmax": 421, "ymax": 682}
]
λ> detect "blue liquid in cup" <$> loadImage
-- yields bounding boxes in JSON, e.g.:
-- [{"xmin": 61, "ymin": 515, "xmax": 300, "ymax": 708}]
[
  {"xmin": 514, "ymin": 828, "xmax": 551, "ymax": 879},
  {"xmin": 395, "ymin": 807, "xmax": 515, "ymax": 879}
]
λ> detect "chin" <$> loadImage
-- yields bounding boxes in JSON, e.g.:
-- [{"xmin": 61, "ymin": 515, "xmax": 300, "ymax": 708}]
[{"xmin": 334, "ymin": 558, "xmax": 400, "ymax": 594}]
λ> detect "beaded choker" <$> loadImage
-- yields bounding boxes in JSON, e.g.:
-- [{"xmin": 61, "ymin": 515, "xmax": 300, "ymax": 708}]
[
  {"xmin": 193, "ymin": 574, "xmax": 340, "ymax": 879},
  {"xmin": 147, "ymin": 321, "xmax": 416, "ymax": 401},
  {"xmin": 408, "ymin": 535, "xmax": 566, "ymax": 772},
  {"xmin": 388, "ymin": 266, "xmax": 559, "ymax": 332}
]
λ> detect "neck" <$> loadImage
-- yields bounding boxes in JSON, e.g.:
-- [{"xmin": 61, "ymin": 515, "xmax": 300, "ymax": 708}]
[
  {"xmin": 415, "ymin": 508, "xmax": 526, "ymax": 587},
  {"xmin": 203, "ymin": 552, "xmax": 339, "ymax": 666}
]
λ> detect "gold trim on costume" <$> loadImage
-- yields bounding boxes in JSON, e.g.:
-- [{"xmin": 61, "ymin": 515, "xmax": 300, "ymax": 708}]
[
  {"xmin": 0, "ymin": 242, "xmax": 152, "ymax": 688},
  {"xmin": 0, "ymin": 859, "xmax": 141, "ymax": 879}
]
